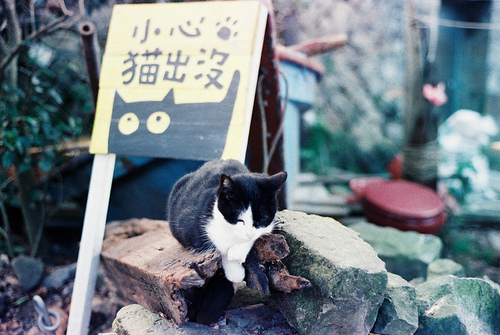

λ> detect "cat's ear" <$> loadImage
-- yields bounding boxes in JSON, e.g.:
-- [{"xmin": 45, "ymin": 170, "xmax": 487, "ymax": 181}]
[
  {"xmin": 267, "ymin": 171, "xmax": 287, "ymax": 192},
  {"xmin": 218, "ymin": 174, "xmax": 235, "ymax": 197},
  {"xmin": 113, "ymin": 90, "xmax": 126, "ymax": 106},
  {"xmin": 163, "ymin": 89, "xmax": 175, "ymax": 103}
]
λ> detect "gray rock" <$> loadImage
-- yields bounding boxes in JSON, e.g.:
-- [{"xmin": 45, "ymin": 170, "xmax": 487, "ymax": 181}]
[
  {"xmin": 113, "ymin": 304, "xmax": 218, "ymax": 335},
  {"xmin": 11, "ymin": 255, "xmax": 43, "ymax": 292},
  {"xmin": 482, "ymin": 276, "xmax": 500, "ymax": 294},
  {"xmin": 273, "ymin": 210, "xmax": 387, "ymax": 335},
  {"xmin": 372, "ymin": 273, "xmax": 418, "ymax": 335},
  {"xmin": 415, "ymin": 275, "xmax": 500, "ymax": 334},
  {"xmin": 225, "ymin": 304, "xmax": 298, "ymax": 334},
  {"xmin": 487, "ymin": 230, "xmax": 500, "ymax": 255},
  {"xmin": 0, "ymin": 254, "xmax": 9, "ymax": 269},
  {"xmin": 350, "ymin": 221, "xmax": 443, "ymax": 281},
  {"xmin": 426, "ymin": 259, "xmax": 465, "ymax": 281},
  {"xmin": 112, "ymin": 303, "xmax": 297, "ymax": 335},
  {"xmin": 42, "ymin": 263, "xmax": 77, "ymax": 290}
]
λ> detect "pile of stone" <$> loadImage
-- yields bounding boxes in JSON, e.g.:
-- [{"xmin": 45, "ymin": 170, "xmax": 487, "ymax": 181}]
[{"xmin": 111, "ymin": 210, "xmax": 500, "ymax": 334}]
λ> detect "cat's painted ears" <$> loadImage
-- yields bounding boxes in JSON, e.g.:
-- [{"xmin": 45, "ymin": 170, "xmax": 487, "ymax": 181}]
[{"xmin": 113, "ymin": 91, "xmax": 126, "ymax": 105}]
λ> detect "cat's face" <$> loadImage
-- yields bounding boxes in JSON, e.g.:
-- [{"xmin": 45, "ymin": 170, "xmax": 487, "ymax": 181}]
[{"xmin": 216, "ymin": 172, "xmax": 287, "ymax": 242}]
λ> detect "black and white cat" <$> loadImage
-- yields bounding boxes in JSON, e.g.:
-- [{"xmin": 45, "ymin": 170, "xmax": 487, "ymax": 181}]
[{"xmin": 167, "ymin": 159, "xmax": 287, "ymax": 283}]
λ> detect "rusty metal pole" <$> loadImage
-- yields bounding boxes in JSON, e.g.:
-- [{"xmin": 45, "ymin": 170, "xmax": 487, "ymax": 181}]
[{"xmin": 79, "ymin": 21, "xmax": 101, "ymax": 110}]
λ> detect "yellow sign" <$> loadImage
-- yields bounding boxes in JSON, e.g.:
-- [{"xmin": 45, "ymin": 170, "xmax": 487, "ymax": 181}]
[{"xmin": 89, "ymin": 1, "xmax": 268, "ymax": 161}]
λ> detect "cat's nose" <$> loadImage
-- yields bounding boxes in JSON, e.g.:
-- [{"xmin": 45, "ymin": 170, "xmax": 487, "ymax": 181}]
[{"xmin": 246, "ymin": 232, "xmax": 255, "ymax": 239}]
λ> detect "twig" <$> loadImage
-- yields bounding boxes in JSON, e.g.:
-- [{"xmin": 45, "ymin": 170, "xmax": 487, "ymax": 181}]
[
  {"xmin": 0, "ymin": 173, "xmax": 16, "ymax": 190},
  {"xmin": 0, "ymin": 199, "xmax": 14, "ymax": 259},
  {"xmin": 265, "ymin": 70, "xmax": 289, "ymax": 172},
  {"xmin": 0, "ymin": 0, "xmax": 21, "ymax": 85},
  {"xmin": 29, "ymin": 0, "xmax": 36, "ymax": 33},
  {"xmin": 257, "ymin": 74, "xmax": 269, "ymax": 173},
  {"xmin": 28, "ymin": 174, "xmax": 50, "ymax": 258},
  {"xmin": 0, "ymin": 33, "xmax": 9, "ymax": 57},
  {"xmin": 258, "ymin": 70, "xmax": 288, "ymax": 174},
  {"xmin": 0, "ymin": 12, "xmax": 77, "ymax": 77},
  {"xmin": 1, "ymin": 0, "xmax": 21, "ymax": 46},
  {"xmin": 78, "ymin": 0, "xmax": 86, "ymax": 18}
]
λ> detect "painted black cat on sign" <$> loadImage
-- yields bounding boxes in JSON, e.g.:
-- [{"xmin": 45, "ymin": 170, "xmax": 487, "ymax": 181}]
[{"xmin": 107, "ymin": 70, "xmax": 240, "ymax": 160}]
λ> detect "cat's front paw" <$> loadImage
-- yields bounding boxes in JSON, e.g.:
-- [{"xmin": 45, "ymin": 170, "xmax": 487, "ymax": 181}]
[
  {"xmin": 222, "ymin": 261, "xmax": 245, "ymax": 283},
  {"xmin": 227, "ymin": 243, "xmax": 252, "ymax": 263}
]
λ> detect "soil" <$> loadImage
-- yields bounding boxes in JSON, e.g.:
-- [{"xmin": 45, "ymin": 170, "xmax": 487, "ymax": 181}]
[
  {"xmin": 0, "ymin": 234, "xmax": 124, "ymax": 335},
  {"xmin": 0, "ymin": 262, "xmax": 123, "ymax": 335}
]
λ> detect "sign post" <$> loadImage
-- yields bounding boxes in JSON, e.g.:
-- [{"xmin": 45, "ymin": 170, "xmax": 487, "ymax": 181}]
[
  {"xmin": 67, "ymin": 2, "xmax": 268, "ymax": 333},
  {"xmin": 66, "ymin": 154, "xmax": 115, "ymax": 334}
]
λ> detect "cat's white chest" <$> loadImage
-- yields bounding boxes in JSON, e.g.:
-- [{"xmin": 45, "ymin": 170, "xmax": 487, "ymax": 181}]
[
  {"xmin": 205, "ymin": 202, "xmax": 256, "ymax": 255},
  {"xmin": 206, "ymin": 201, "xmax": 273, "ymax": 282}
]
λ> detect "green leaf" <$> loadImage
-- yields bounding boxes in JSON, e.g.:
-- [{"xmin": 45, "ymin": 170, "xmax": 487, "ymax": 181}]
[
  {"xmin": 14, "ymin": 139, "xmax": 25, "ymax": 155},
  {"xmin": 25, "ymin": 116, "xmax": 39, "ymax": 129},
  {"xmin": 37, "ymin": 156, "xmax": 53, "ymax": 172},
  {"xmin": 1, "ymin": 150, "xmax": 14, "ymax": 168},
  {"xmin": 48, "ymin": 88, "xmax": 63, "ymax": 105}
]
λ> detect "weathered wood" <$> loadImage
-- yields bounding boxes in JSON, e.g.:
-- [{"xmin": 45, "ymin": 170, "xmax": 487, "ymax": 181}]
[
  {"xmin": 403, "ymin": 2, "xmax": 438, "ymax": 189},
  {"xmin": 101, "ymin": 219, "xmax": 221, "ymax": 325},
  {"xmin": 252, "ymin": 233, "xmax": 289, "ymax": 262},
  {"xmin": 101, "ymin": 218, "xmax": 310, "ymax": 325},
  {"xmin": 244, "ymin": 233, "xmax": 311, "ymax": 294},
  {"xmin": 268, "ymin": 261, "xmax": 312, "ymax": 293},
  {"xmin": 288, "ymin": 33, "xmax": 347, "ymax": 57},
  {"xmin": 246, "ymin": 0, "xmax": 286, "ymax": 207}
]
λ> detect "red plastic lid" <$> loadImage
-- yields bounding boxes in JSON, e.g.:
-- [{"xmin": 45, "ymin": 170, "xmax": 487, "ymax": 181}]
[
  {"xmin": 363, "ymin": 180, "xmax": 445, "ymax": 220},
  {"xmin": 349, "ymin": 177, "xmax": 387, "ymax": 199}
]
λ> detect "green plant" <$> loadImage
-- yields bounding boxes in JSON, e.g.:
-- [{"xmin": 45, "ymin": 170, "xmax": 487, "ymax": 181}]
[
  {"xmin": 1, "ymin": 71, "xmax": 84, "ymax": 255},
  {"xmin": 301, "ymin": 119, "xmax": 397, "ymax": 176},
  {"xmin": 0, "ymin": 0, "xmax": 92, "ymax": 257}
]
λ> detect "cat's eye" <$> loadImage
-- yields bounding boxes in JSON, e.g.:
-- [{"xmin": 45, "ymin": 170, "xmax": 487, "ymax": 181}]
[
  {"xmin": 118, "ymin": 112, "xmax": 140, "ymax": 135},
  {"xmin": 147, "ymin": 111, "xmax": 171, "ymax": 134},
  {"xmin": 255, "ymin": 217, "xmax": 271, "ymax": 228}
]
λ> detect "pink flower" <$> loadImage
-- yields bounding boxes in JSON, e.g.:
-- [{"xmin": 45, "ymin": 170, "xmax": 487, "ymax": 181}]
[{"xmin": 422, "ymin": 82, "xmax": 447, "ymax": 106}]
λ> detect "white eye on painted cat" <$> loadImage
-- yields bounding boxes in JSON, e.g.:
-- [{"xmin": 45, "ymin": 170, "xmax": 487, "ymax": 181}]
[
  {"xmin": 147, "ymin": 111, "xmax": 170, "ymax": 134},
  {"xmin": 118, "ymin": 112, "xmax": 139, "ymax": 135},
  {"xmin": 167, "ymin": 159, "xmax": 286, "ymax": 283},
  {"xmin": 118, "ymin": 111, "xmax": 171, "ymax": 135}
]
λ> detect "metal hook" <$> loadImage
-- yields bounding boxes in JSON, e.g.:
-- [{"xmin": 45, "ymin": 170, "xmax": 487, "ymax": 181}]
[{"xmin": 33, "ymin": 295, "xmax": 61, "ymax": 333}]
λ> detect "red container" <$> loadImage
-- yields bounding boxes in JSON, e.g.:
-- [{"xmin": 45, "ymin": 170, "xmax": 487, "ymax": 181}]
[{"xmin": 350, "ymin": 178, "xmax": 446, "ymax": 234}]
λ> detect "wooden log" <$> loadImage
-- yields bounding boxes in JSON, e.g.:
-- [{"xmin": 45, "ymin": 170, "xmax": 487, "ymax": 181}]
[
  {"xmin": 101, "ymin": 219, "xmax": 221, "ymax": 325},
  {"xmin": 252, "ymin": 233, "xmax": 289, "ymax": 262},
  {"xmin": 244, "ymin": 233, "xmax": 311, "ymax": 294},
  {"xmin": 267, "ymin": 261, "xmax": 312, "ymax": 293},
  {"xmin": 288, "ymin": 33, "xmax": 348, "ymax": 57},
  {"xmin": 101, "ymin": 218, "xmax": 310, "ymax": 325}
]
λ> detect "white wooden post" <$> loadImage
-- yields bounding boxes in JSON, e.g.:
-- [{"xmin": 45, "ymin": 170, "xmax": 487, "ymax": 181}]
[{"xmin": 67, "ymin": 153, "xmax": 116, "ymax": 335}]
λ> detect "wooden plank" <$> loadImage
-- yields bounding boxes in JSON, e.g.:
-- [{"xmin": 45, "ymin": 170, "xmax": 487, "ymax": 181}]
[
  {"xmin": 101, "ymin": 219, "xmax": 222, "ymax": 325},
  {"xmin": 66, "ymin": 153, "xmax": 116, "ymax": 335}
]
